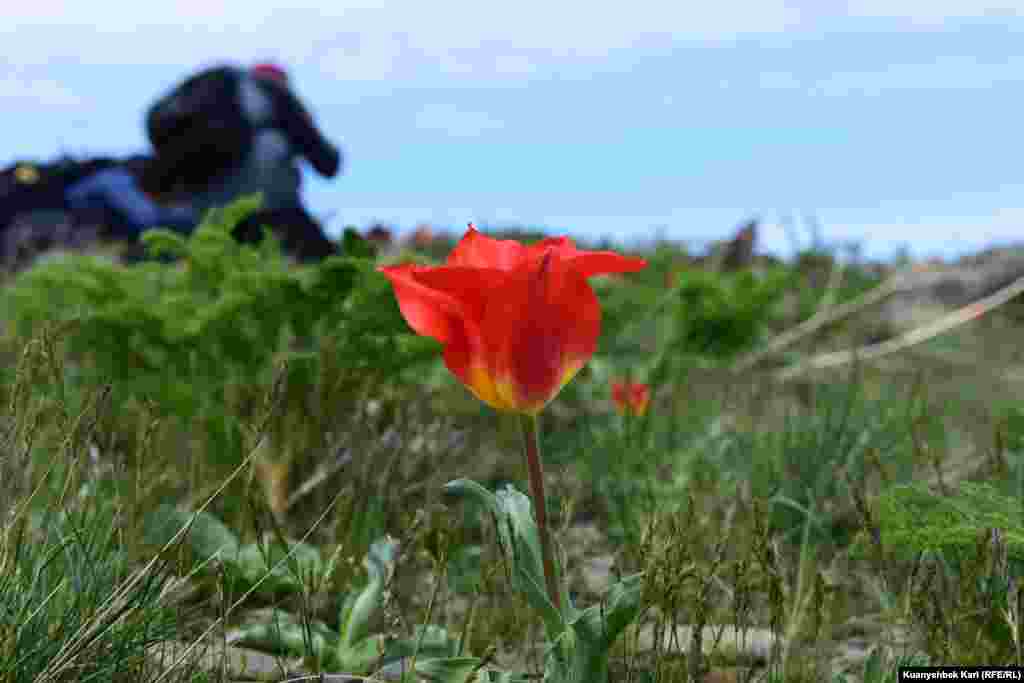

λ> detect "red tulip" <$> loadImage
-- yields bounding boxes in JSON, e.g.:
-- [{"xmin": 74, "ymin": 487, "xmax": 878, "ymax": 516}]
[
  {"xmin": 612, "ymin": 380, "xmax": 650, "ymax": 417},
  {"xmin": 379, "ymin": 223, "xmax": 647, "ymax": 415}
]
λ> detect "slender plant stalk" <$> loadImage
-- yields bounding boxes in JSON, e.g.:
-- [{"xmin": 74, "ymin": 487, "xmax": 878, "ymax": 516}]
[
  {"xmin": 774, "ymin": 270, "xmax": 1024, "ymax": 381},
  {"xmin": 520, "ymin": 414, "xmax": 561, "ymax": 612}
]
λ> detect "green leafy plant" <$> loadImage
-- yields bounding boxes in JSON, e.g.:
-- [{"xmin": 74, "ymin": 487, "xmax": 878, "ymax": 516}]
[
  {"xmin": 851, "ymin": 481, "xmax": 1024, "ymax": 564},
  {"xmin": 147, "ymin": 505, "xmax": 463, "ymax": 676},
  {"xmin": 852, "ymin": 481, "xmax": 1024, "ymax": 664},
  {"xmin": 665, "ymin": 268, "xmax": 791, "ymax": 361},
  {"xmin": 0, "ymin": 196, "xmax": 439, "ymax": 482},
  {"xmin": 145, "ymin": 506, "xmax": 324, "ymax": 596},
  {"xmin": 443, "ymin": 480, "xmax": 644, "ymax": 682},
  {"xmin": 226, "ymin": 537, "xmax": 459, "ymax": 675}
]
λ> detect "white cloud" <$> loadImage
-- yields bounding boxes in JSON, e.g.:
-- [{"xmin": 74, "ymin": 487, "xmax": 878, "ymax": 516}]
[
  {"xmin": 414, "ymin": 103, "xmax": 505, "ymax": 138},
  {"xmin": 314, "ymin": 31, "xmax": 410, "ymax": 81},
  {"xmin": 5, "ymin": 1, "xmax": 1019, "ymax": 83},
  {"xmin": 846, "ymin": 0, "xmax": 1022, "ymax": 24}
]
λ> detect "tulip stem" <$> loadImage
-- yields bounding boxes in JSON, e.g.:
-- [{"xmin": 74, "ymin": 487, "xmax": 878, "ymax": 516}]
[{"xmin": 520, "ymin": 413, "xmax": 561, "ymax": 613}]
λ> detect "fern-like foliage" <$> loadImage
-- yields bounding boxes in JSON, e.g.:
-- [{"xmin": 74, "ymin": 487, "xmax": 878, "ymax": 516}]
[{"xmin": 0, "ymin": 196, "xmax": 440, "ymax": 469}]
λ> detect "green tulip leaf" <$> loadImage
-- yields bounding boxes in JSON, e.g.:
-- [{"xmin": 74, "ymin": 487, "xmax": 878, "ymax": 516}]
[
  {"xmin": 226, "ymin": 609, "xmax": 335, "ymax": 661},
  {"xmin": 337, "ymin": 536, "xmax": 398, "ymax": 651},
  {"xmin": 412, "ymin": 657, "xmax": 488, "ymax": 682},
  {"xmin": 233, "ymin": 536, "xmax": 323, "ymax": 594},
  {"xmin": 410, "ymin": 655, "xmax": 530, "ymax": 682},
  {"xmin": 443, "ymin": 478, "xmax": 565, "ymax": 637},
  {"xmin": 144, "ymin": 505, "xmax": 240, "ymax": 565},
  {"xmin": 572, "ymin": 571, "xmax": 645, "ymax": 648}
]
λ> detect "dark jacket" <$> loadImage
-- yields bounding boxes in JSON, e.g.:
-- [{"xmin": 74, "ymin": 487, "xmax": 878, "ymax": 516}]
[
  {"xmin": 143, "ymin": 65, "xmax": 341, "ymax": 195},
  {"xmin": 253, "ymin": 75, "xmax": 341, "ymax": 179}
]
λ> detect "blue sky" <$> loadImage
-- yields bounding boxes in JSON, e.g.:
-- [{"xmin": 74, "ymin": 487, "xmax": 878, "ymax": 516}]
[{"xmin": 2, "ymin": 2, "xmax": 1023, "ymax": 262}]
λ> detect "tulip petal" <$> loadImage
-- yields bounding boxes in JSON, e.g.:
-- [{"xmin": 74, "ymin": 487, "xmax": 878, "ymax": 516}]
[
  {"xmin": 446, "ymin": 225, "xmax": 531, "ymax": 271},
  {"xmin": 474, "ymin": 251, "xmax": 601, "ymax": 413},
  {"xmin": 612, "ymin": 381, "xmax": 629, "ymax": 413},
  {"xmin": 524, "ymin": 236, "xmax": 647, "ymax": 279},
  {"xmin": 378, "ymin": 264, "xmax": 469, "ymax": 345},
  {"xmin": 448, "ymin": 225, "xmax": 647, "ymax": 280},
  {"xmin": 408, "ymin": 266, "xmax": 507, "ymax": 324},
  {"xmin": 565, "ymin": 252, "xmax": 648, "ymax": 278}
]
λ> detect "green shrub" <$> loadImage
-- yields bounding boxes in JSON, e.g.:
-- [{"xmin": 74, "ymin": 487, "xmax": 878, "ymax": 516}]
[{"xmin": 0, "ymin": 197, "xmax": 440, "ymax": 480}]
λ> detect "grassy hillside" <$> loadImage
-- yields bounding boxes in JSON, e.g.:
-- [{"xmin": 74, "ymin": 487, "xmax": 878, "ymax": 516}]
[{"xmin": 2, "ymin": 203, "xmax": 1023, "ymax": 682}]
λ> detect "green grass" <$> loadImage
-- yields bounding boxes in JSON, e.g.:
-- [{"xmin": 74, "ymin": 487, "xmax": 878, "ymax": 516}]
[{"xmin": 3, "ymin": 204, "xmax": 1024, "ymax": 681}]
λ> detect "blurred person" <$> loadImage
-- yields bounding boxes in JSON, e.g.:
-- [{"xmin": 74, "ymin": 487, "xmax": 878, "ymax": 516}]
[
  {"xmin": 0, "ymin": 154, "xmax": 198, "ymax": 269},
  {"xmin": 143, "ymin": 61, "xmax": 342, "ymax": 261},
  {"xmin": 64, "ymin": 154, "xmax": 197, "ymax": 241}
]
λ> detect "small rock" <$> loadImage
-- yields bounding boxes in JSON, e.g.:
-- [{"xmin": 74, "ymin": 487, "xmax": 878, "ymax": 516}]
[{"xmin": 633, "ymin": 623, "xmax": 780, "ymax": 663}]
